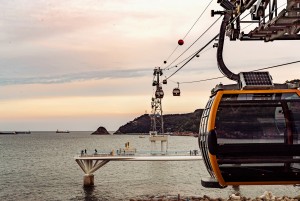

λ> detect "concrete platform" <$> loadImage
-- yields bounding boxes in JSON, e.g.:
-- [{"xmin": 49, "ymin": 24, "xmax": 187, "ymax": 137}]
[{"xmin": 74, "ymin": 155, "xmax": 202, "ymax": 161}]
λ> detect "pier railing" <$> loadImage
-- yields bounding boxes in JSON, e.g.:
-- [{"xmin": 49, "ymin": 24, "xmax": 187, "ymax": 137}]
[
  {"xmin": 75, "ymin": 149, "xmax": 201, "ymax": 186},
  {"xmin": 77, "ymin": 149, "xmax": 199, "ymax": 157}
]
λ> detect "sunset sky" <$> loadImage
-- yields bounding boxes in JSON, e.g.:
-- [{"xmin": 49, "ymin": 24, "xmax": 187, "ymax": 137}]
[{"xmin": 0, "ymin": 0, "xmax": 299, "ymax": 131}]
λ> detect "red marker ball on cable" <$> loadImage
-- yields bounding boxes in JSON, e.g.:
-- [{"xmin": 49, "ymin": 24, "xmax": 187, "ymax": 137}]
[{"xmin": 178, "ymin": 39, "xmax": 184, "ymax": 45}]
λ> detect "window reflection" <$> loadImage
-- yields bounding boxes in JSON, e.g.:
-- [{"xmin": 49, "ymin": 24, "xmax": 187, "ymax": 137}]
[{"xmin": 216, "ymin": 93, "xmax": 300, "ymax": 144}]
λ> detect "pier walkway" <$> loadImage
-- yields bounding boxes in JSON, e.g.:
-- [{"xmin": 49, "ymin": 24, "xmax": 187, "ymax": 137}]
[{"xmin": 74, "ymin": 150, "xmax": 202, "ymax": 186}]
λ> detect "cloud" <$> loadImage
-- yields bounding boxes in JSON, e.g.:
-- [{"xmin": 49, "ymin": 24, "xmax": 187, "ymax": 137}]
[{"xmin": 0, "ymin": 68, "xmax": 151, "ymax": 86}]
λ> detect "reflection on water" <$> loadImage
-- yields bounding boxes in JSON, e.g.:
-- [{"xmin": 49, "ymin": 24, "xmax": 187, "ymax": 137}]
[{"xmin": 83, "ymin": 186, "xmax": 107, "ymax": 201}]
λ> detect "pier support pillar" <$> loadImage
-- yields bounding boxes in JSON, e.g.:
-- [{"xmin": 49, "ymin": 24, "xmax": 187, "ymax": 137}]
[
  {"xmin": 149, "ymin": 134, "xmax": 168, "ymax": 154},
  {"xmin": 76, "ymin": 159, "xmax": 110, "ymax": 186},
  {"xmin": 83, "ymin": 174, "xmax": 94, "ymax": 186}
]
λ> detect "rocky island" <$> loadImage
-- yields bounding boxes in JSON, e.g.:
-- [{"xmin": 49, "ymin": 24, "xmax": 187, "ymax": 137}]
[{"xmin": 91, "ymin": 126, "xmax": 110, "ymax": 135}]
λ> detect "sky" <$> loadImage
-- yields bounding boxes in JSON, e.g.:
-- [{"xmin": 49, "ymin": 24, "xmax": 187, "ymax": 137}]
[{"xmin": 0, "ymin": 0, "xmax": 299, "ymax": 131}]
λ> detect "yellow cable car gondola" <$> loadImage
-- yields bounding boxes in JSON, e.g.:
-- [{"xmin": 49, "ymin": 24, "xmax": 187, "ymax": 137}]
[
  {"xmin": 199, "ymin": 9, "xmax": 300, "ymax": 188},
  {"xmin": 199, "ymin": 81, "xmax": 300, "ymax": 188}
]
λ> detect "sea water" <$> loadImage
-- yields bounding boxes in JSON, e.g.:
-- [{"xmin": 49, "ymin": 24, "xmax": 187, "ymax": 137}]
[{"xmin": 0, "ymin": 132, "xmax": 299, "ymax": 201}]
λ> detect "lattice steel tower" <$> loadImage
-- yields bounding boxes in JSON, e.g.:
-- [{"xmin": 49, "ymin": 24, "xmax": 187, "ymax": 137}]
[{"xmin": 150, "ymin": 67, "xmax": 164, "ymax": 134}]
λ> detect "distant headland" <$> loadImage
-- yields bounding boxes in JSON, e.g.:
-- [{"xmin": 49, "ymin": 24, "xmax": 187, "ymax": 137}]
[{"xmin": 113, "ymin": 109, "xmax": 203, "ymax": 135}]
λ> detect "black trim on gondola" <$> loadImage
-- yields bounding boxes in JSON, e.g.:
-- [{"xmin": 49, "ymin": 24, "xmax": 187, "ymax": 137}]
[
  {"xmin": 208, "ymin": 129, "xmax": 218, "ymax": 155},
  {"xmin": 221, "ymin": 166, "xmax": 300, "ymax": 182},
  {"xmin": 201, "ymin": 177, "xmax": 226, "ymax": 188},
  {"xmin": 217, "ymin": 143, "xmax": 300, "ymax": 157},
  {"xmin": 219, "ymin": 158, "xmax": 300, "ymax": 164}
]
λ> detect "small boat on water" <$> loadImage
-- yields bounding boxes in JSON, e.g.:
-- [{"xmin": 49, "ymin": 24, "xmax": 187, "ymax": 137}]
[
  {"xmin": 56, "ymin": 130, "xmax": 70, "ymax": 133},
  {"xmin": 15, "ymin": 131, "xmax": 31, "ymax": 134},
  {"xmin": 0, "ymin": 131, "xmax": 31, "ymax": 135},
  {"xmin": 0, "ymin": 131, "xmax": 16, "ymax": 135}
]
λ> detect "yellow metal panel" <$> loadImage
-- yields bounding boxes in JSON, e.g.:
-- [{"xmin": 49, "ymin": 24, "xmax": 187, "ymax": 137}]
[
  {"xmin": 207, "ymin": 91, "xmax": 225, "ymax": 186},
  {"xmin": 207, "ymin": 91, "xmax": 223, "ymax": 131},
  {"xmin": 208, "ymin": 153, "xmax": 226, "ymax": 186},
  {"xmin": 221, "ymin": 89, "xmax": 300, "ymax": 95}
]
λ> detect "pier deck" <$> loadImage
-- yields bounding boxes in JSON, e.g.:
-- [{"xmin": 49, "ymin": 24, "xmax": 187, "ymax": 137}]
[
  {"xmin": 75, "ymin": 153, "xmax": 202, "ymax": 186},
  {"xmin": 75, "ymin": 154, "xmax": 202, "ymax": 161}
]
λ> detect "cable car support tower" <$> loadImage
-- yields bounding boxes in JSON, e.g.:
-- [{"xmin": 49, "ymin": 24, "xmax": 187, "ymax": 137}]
[{"xmin": 150, "ymin": 67, "xmax": 168, "ymax": 154}]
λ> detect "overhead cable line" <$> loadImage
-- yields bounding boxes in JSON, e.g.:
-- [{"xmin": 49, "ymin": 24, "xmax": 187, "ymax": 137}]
[
  {"xmin": 165, "ymin": 45, "xmax": 214, "ymax": 71},
  {"xmin": 165, "ymin": 33, "xmax": 220, "ymax": 80},
  {"xmin": 165, "ymin": 51, "xmax": 195, "ymax": 71},
  {"xmin": 163, "ymin": 3, "xmax": 292, "ymax": 83},
  {"xmin": 180, "ymin": 76, "xmax": 225, "ymax": 84},
  {"xmin": 177, "ymin": 60, "xmax": 300, "ymax": 84},
  {"xmin": 164, "ymin": 16, "xmax": 222, "ymax": 70},
  {"xmin": 166, "ymin": 2, "xmax": 288, "ymax": 77},
  {"xmin": 182, "ymin": 0, "xmax": 214, "ymax": 40},
  {"xmin": 171, "ymin": 3, "xmax": 290, "ymax": 83},
  {"xmin": 162, "ymin": 0, "xmax": 214, "ymax": 65},
  {"xmin": 253, "ymin": 60, "xmax": 300, "ymax": 72},
  {"xmin": 164, "ymin": 6, "xmax": 285, "ymax": 82},
  {"xmin": 163, "ymin": 46, "xmax": 180, "ymax": 67}
]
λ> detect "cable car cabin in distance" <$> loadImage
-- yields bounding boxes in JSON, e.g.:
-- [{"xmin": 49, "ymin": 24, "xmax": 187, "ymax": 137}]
[
  {"xmin": 173, "ymin": 88, "xmax": 181, "ymax": 96},
  {"xmin": 155, "ymin": 87, "xmax": 164, "ymax": 99},
  {"xmin": 199, "ymin": 79, "xmax": 300, "ymax": 188}
]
